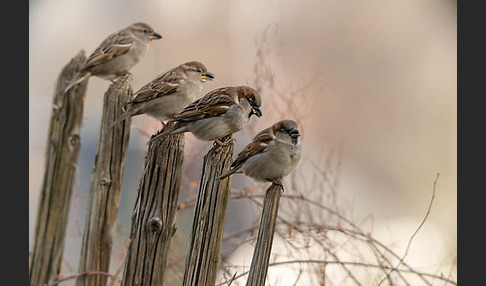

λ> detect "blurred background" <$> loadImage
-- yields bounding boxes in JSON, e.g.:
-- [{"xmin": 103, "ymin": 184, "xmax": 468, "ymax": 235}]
[{"xmin": 29, "ymin": 0, "xmax": 456, "ymax": 284}]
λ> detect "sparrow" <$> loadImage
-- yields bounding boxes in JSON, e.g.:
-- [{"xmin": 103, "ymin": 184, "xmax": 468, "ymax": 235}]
[
  {"xmin": 219, "ymin": 119, "xmax": 302, "ymax": 185},
  {"xmin": 109, "ymin": 61, "xmax": 214, "ymax": 128},
  {"xmin": 148, "ymin": 86, "xmax": 262, "ymax": 145},
  {"xmin": 62, "ymin": 22, "xmax": 162, "ymax": 93}
]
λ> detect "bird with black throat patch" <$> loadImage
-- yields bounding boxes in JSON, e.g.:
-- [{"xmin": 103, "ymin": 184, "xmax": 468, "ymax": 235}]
[
  {"xmin": 219, "ymin": 119, "xmax": 302, "ymax": 186},
  {"xmin": 148, "ymin": 86, "xmax": 262, "ymax": 146}
]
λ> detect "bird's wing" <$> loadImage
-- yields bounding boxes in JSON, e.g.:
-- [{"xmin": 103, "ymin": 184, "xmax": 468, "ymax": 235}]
[
  {"xmin": 127, "ymin": 70, "xmax": 181, "ymax": 104},
  {"xmin": 174, "ymin": 87, "xmax": 235, "ymax": 123},
  {"xmin": 84, "ymin": 32, "xmax": 134, "ymax": 69},
  {"xmin": 230, "ymin": 127, "xmax": 273, "ymax": 168}
]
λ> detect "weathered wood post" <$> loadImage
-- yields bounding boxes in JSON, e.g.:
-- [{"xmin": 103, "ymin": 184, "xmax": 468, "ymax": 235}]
[
  {"xmin": 29, "ymin": 50, "xmax": 89, "ymax": 286},
  {"xmin": 245, "ymin": 183, "xmax": 283, "ymax": 286},
  {"xmin": 182, "ymin": 136, "xmax": 234, "ymax": 286},
  {"xmin": 76, "ymin": 74, "xmax": 133, "ymax": 286},
  {"xmin": 121, "ymin": 126, "xmax": 185, "ymax": 286}
]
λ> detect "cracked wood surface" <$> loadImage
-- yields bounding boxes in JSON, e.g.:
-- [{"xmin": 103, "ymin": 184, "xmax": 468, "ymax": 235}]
[
  {"xmin": 245, "ymin": 183, "xmax": 283, "ymax": 286},
  {"xmin": 121, "ymin": 125, "xmax": 184, "ymax": 286},
  {"xmin": 76, "ymin": 74, "xmax": 133, "ymax": 286},
  {"xmin": 30, "ymin": 50, "xmax": 89, "ymax": 286},
  {"xmin": 182, "ymin": 137, "xmax": 234, "ymax": 286}
]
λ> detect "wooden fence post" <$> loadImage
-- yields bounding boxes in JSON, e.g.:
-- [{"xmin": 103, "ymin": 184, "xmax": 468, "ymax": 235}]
[
  {"xmin": 245, "ymin": 183, "xmax": 283, "ymax": 286},
  {"xmin": 76, "ymin": 74, "xmax": 133, "ymax": 286},
  {"xmin": 121, "ymin": 128, "xmax": 185, "ymax": 286},
  {"xmin": 182, "ymin": 137, "xmax": 234, "ymax": 286},
  {"xmin": 29, "ymin": 50, "xmax": 89, "ymax": 286}
]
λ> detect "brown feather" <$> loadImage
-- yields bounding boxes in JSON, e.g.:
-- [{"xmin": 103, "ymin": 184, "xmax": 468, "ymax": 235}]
[
  {"xmin": 127, "ymin": 71, "xmax": 181, "ymax": 104},
  {"xmin": 230, "ymin": 126, "xmax": 274, "ymax": 168},
  {"xmin": 173, "ymin": 87, "xmax": 236, "ymax": 123},
  {"xmin": 84, "ymin": 32, "xmax": 134, "ymax": 69}
]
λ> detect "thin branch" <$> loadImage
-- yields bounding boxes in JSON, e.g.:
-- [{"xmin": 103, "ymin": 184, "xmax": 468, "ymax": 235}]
[
  {"xmin": 217, "ymin": 259, "xmax": 457, "ymax": 286},
  {"xmin": 246, "ymin": 194, "xmax": 363, "ymax": 285},
  {"xmin": 377, "ymin": 173, "xmax": 440, "ymax": 286},
  {"xmin": 292, "ymin": 268, "xmax": 304, "ymax": 286},
  {"xmin": 45, "ymin": 271, "xmax": 121, "ymax": 286},
  {"xmin": 174, "ymin": 174, "xmax": 447, "ymax": 286},
  {"xmin": 227, "ymin": 272, "xmax": 238, "ymax": 286},
  {"xmin": 242, "ymin": 190, "xmax": 439, "ymax": 286}
]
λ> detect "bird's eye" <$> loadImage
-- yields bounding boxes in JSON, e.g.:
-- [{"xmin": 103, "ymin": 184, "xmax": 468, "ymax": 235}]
[
  {"xmin": 196, "ymin": 69, "xmax": 202, "ymax": 73},
  {"xmin": 143, "ymin": 29, "xmax": 148, "ymax": 34}
]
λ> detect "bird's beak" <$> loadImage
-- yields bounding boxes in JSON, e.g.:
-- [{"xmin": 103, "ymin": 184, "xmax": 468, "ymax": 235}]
[
  {"xmin": 289, "ymin": 127, "xmax": 300, "ymax": 138},
  {"xmin": 150, "ymin": 32, "xmax": 162, "ymax": 40},
  {"xmin": 201, "ymin": 71, "xmax": 215, "ymax": 82},
  {"xmin": 251, "ymin": 107, "xmax": 262, "ymax": 118}
]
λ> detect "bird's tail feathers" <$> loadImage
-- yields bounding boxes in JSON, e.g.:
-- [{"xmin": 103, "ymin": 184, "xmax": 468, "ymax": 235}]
[
  {"xmin": 61, "ymin": 71, "xmax": 90, "ymax": 94},
  {"xmin": 107, "ymin": 112, "xmax": 131, "ymax": 130},
  {"xmin": 147, "ymin": 124, "xmax": 187, "ymax": 145},
  {"xmin": 147, "ymin": 128, "xmax": 171, "ymax": 145},
  {"xmin": 218, "ymin": 168, "xmax": 239, "ymax": 181}
]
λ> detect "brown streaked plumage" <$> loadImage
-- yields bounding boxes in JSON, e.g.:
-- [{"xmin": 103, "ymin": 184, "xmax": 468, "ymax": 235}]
[
  {"xmin": 219, "ymin": 119, "xmax": 302, "ymax": 185},
  {"xmin": 62, "ymin": 22, "xmax": 162, "ymax": 93},
  {"xmin": 148, "ymin": 86, "xmax": 262, "ymax": 144},
  {"xmin": 109, "ymin": 61, "xmax": 214, "ymax": 128}
]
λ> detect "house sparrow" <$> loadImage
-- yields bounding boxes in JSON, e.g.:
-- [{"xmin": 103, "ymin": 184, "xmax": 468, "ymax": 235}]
[
  {"xmin": 109, "ymin": 61, "xmax": 214, "ymax": 128},
  {"xmin": 219, "ymin": 119, "xmax": 302, "ymax": 185},
  {"xmin": 62, "ymin": 22, "xmax": 162, "ymax": 93},
  {"xmin": 148, "ymin": 86, "xmax": 262, "ymax": 145}
]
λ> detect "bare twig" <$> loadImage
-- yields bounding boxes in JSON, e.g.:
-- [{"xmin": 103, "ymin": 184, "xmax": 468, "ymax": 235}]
[
  {"xmin": 45, "ymin": 271, "xmax": 121, "ymax": 286},
  {"xmin": 217, "ymin": 259, "xmax": 457, "ymax": 286},
  {"xmin": 228, "ymin": 272, "xmax": 238, "ymax": 286},
  {"xmin": 220, "ymin": 181, "xmax": 448, "ymax": 286},
  {"xmin": 377, "ymin": 173, "xmax": 440, "ymax": 286}
]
